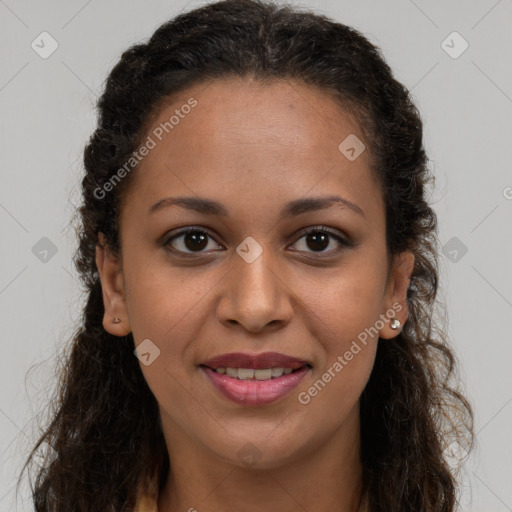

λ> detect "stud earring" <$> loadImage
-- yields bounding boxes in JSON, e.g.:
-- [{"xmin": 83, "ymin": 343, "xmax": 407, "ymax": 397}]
[
  {"xmin": 390, "ymin": 319, "xmax": 401, "ymax": 330},
  {"xmin": 112, "ymin": 317, "xmax": 121, "ymax": 324}
]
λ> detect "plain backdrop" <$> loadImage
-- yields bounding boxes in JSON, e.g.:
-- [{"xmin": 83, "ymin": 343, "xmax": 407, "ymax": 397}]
[{"xmin": 1, "ymin": 1, "xmax": 511, "ymax": 510}]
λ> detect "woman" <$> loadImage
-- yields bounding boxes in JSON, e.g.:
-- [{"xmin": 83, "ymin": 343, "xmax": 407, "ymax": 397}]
[{"xmin": 20, "ymin": 0, "xmax": 473, "ymax": 510}]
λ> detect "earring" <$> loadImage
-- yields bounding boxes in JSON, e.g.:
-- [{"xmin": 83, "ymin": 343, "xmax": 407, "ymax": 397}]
[
  {"xmin": 112, "ymin": 317, "xmax": 121, "ymax": 324},
  {"xmin": 390, "ymin": 319, "xmax": 401, "ymax": 330}
]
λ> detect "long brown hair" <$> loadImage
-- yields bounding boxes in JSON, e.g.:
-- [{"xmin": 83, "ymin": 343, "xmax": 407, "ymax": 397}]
[{"xmin": 18, "ymin": 0, "xmax": 473, "ymax": 510}]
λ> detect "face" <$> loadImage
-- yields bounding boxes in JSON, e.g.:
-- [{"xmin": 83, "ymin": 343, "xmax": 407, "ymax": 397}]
[{"xmin": 96, "ymin": 77, "xmax": 413, "ymax": 470}]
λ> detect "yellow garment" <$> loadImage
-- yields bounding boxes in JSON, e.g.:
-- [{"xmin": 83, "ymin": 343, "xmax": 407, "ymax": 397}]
[{"xmin": 133, "ymin": 467, "xmax": 159, "ymax": 512}]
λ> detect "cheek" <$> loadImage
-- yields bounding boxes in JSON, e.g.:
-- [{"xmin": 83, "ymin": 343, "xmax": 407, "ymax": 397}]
[
  {"xmin": 124, "ymin": 250, "xmax": 204, "ymax": 337},
  {"xmin": 297, "ymin": 268, "xmax": 383, "ymax": 422},
  {"xmin": 308, "ymin": 280, "xmax": 380, "ymax": 393},
  {"xmin": 123, "ymin": 264, "xmax": 208, "ymax": 397},
  {"xmin": 126, "ymin": 270, "xmax": 202, "ymax": 415},
  {"xmin": 305, "ymin": 258, "xmax": 388, "ymax": 342},
  {"xmin": 298, "ymin": 255, "xmax": 385, "ymax": 401},
  {"xmin": 297, "ymin": 342, "xmax": 377, "ymax": 443}
]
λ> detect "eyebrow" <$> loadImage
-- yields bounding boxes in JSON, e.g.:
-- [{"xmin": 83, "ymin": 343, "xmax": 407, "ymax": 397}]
[{"xmin": 148, "ymin": 194, "xmax": 365, "ymax": 218}]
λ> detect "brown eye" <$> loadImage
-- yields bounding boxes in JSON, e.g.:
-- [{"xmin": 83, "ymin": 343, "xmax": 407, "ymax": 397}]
[
  {"xmin": 164, "ymin": 225, "xmax": 350, "ymax": 258},
  {"xmin": 290, "ymin": 226, "xmax": 349, "ymax": 255},
  {"xmin": 165, "ymin": 228, "xmax": 221, "ymax": 254},
  {"xmin": 305, "ymin": 231, "xmax": 330, "ymax": 251}
]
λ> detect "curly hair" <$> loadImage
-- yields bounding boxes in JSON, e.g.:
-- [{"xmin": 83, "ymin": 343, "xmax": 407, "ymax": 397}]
[{"xmin": 18, "ymin": 0, "xmax": 473, "ymax": 510}]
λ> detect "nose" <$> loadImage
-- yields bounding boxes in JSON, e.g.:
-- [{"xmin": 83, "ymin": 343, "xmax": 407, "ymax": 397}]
[{"xmin": 216, "ymin": 247, "xmax": 294, "ymax": 333}]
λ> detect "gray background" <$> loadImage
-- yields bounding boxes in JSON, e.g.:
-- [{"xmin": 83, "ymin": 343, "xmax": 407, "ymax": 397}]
[{"xmin": 1, "ymin": 0, "xmax": 511, "ymax": 510}]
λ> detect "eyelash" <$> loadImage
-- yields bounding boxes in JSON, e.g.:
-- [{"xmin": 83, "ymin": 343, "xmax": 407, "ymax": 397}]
[{"xmin": 163, "ymin": 225, "xmax": 351, "ymax": 258}]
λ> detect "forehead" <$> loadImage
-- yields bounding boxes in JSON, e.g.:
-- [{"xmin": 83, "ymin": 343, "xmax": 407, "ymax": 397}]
[
  {"xmin": 141, "ymin": 77, "xmax": 365, "ymax": 166},
  {"xmin": 120, "ymin": 77, "xmax": 382, "ymax": 222}
]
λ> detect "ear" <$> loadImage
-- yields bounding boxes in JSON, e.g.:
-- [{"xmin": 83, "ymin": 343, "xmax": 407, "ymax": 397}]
[
  {"xmin": 95, "ymin": 232, "xmax": 131, "ymax": 336},
  {"xmin": 379, "ymin": 250, "xmax": 415, "ymax": 339}
]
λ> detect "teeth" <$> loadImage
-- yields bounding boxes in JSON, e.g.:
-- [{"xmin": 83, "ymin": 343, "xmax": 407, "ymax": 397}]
[
  {"xmin": 271, "ymin": 368, "xmax": 284, "ymax": 378},
  {"xmin": 254, "ymin": 369, "xmax": 272, "ymax": 380},
  {"xmin": 214, "ymin": 367, "xmax": 299, "ymax": 380},
  {"xmin": 226, "ymin": 367, "xmax": 238, "ymax": 378},
  {"xmin": 238, "ymin": 368, "xmax": 255, "ymax": 380}
]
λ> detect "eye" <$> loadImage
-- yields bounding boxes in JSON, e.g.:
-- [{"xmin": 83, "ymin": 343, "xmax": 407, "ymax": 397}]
[
  {"xmin": 164, "ymin": 225, "xmax": 349, "ymax": 257},
  {"xmin": 290, "ymin": 226, "xmax": 349, "ymax": 255},
  {"xmin": 164, "ymin": 227, "xmax": 222, "ymax": 255}
]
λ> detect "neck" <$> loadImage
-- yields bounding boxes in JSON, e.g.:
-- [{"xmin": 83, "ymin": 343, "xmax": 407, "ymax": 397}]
[{"xmin": 157, "ymin": 405, "xmax": 365, "ymax": 512}]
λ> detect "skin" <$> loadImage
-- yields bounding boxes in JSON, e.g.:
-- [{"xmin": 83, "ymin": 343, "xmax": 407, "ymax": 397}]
[{"xmin": 95, "ymin": 77, "xmax": 414, "ymax": 512}]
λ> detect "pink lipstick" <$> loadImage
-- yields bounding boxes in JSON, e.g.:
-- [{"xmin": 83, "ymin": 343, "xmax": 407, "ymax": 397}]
[{"xmin": 200, "ymin": 351, "xmax": 311, "ymax": 406}]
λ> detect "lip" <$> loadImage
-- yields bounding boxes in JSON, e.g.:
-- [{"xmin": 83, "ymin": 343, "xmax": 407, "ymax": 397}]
[
  {"xmin": 201, "ymin": 351, "xmax": 311, "ymax": 370},
  {"xmin": 201, "ymin": 365, "xmax": 310, "ymax": 406}
]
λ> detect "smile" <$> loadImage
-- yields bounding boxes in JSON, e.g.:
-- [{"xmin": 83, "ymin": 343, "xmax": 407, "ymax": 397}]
[
  {"xmin": 213, "ymin": 367, "xmax": 296, "ymax": 379},
  {"xmin": 200, "ymin": 364, "xmax": 311, "ymax": 406}
]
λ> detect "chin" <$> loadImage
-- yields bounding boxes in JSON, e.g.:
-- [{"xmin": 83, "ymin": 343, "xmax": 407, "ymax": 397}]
[{"xmin": 210, "ymin": 432, "xmax": 312, "ymax": 471}]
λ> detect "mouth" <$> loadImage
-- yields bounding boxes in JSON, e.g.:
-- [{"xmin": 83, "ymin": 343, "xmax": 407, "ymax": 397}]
[
  {"xmin": 200, "ymin": 365, "xmax": 311, "ymax": 380},
  {"xmin": 199, "ymin": 352, "xmax": 312, "ymax": 406}
]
